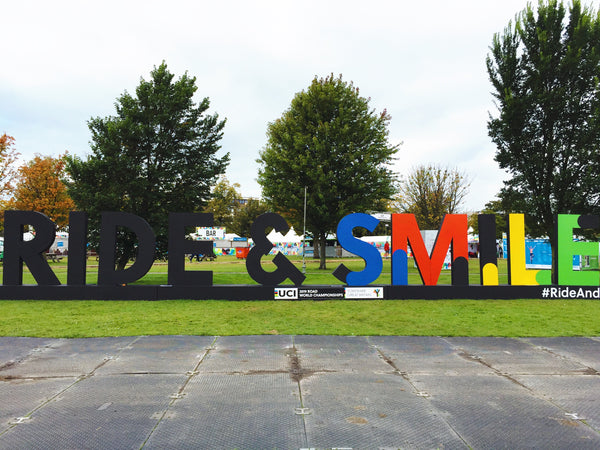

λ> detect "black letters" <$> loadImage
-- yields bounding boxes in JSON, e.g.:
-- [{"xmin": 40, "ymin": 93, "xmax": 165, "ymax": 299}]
[
  {"xmin": 168, "ymin": 213, "xmax": 214, "ymax": 286},
  {"xmin": 97, "ymin": 212, "xmax": 155, "ymax": 285},
  {"xmin": 67, "ymin": 211, "xmax": 88, "ymax": 285},
  {"xmin": 3, "ymin": 211, "xmax": 60, "ymax": 285},
  {"xmin": 246, "ymin": 213, "xmax": 305, "ymax": 286}
]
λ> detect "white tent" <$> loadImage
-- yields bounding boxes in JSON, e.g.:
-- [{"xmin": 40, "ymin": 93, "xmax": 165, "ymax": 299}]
[{"xmin": 266, "ymin": 226, "xmax": 303, "ymax": 243}]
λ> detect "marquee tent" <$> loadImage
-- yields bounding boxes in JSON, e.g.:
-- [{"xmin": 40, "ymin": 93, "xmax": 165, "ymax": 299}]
[{"xmin": 266, "ymin": 227, "xmax": 303, "ymax": 243}]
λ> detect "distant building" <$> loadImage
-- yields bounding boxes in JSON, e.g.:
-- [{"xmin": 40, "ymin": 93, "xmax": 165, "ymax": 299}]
[{"xmin": 236, "ymin": 197, "xmax": 259, "ymax": 207}]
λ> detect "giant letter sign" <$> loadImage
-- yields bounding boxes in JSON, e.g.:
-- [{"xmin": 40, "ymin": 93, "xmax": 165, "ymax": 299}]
[
  {"xmin": 3, "ymin": 209, "xmax": 600, "ymax": 300},
  {"xmin": 333, "ymin": 213, "xmax": 382, "ymax": 286},
  {"xmin": 391, "ymin": 214, "xmax": 468, "ymax": 286}
]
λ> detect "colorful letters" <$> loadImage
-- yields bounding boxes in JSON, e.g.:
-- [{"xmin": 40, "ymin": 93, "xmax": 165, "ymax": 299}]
[{"xmin": 2, "ymin": 211, "xmax": 599, "ymax": 287}]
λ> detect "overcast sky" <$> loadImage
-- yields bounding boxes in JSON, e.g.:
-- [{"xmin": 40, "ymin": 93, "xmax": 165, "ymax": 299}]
[{"xmin": 2, "ymin": 0, "xmax": 543, "ymax": 211}]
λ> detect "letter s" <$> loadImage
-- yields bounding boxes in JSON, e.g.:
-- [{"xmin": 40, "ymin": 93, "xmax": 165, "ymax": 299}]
[{"xmin": 333, "ymin": 213, "xmax": 382, "ymax": 286}]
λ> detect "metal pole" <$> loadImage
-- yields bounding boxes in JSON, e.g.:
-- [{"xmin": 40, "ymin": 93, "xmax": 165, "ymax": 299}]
[{"xmin": 302, "ymin": 186, "xmax": 307, "ymax": 274}]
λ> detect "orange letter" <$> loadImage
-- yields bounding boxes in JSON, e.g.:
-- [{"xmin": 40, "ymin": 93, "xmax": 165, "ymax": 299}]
[{"xmin": 391, "ymin": 214, "xmax": 468, "ymax": 285}]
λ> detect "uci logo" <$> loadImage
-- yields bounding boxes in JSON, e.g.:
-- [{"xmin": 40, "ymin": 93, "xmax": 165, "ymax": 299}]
[{"xmin": 274, "ymin": 288, "xmax": 298, "ymax": 299}]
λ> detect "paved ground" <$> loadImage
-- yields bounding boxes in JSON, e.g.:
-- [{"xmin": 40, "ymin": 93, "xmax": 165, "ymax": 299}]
[{"xmin": 1, "ymin": 335, "xmax": 600, "ymax": 449}]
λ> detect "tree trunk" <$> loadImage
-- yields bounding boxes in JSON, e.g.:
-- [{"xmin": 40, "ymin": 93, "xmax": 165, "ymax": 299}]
[
  {"xmin": 116, "ymin": 256, "xmax": 129, "ymax": 272},
  {"xmin": 313, "ymin": 236, "xmax": 320, "ymax": 260},
  {"xmin": 319, "ymin": 233, "xmax": 327, "ymax": 270}
]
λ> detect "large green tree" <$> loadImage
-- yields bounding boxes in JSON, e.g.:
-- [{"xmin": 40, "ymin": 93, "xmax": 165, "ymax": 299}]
[
  {"xmin": 394, "ymin": 164, "xmax": 470, "ymax": 229},
  {"xmin": 257, "ymin": 74, "xmax": 399, "ymax": 269},
  {"xmin": 66, "ymin": 62, "xmax": 229, "ymax": 269},
  {"xmin": 488, "ymin": 0, "xmax": 600, "ymax": 280}
]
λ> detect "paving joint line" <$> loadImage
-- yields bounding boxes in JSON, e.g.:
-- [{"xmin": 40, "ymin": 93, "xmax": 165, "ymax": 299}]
[
  {"xmin": 290, "ymin": 336, "xmax": 310, "ymax": 448},
  {"xmin": 444, "ymin": 337, "xmax": 600, "ymax": 436},
  {"xmin": 138, "ymin": 335, "xmax": 219, "ymax": 449},
  {"xmin": 0, "ymin": 335, "xmax": 143, "ymax": 438},
  {"xmin": 369, "ymin": 339, "xmax": 471, "ymax": 449}
]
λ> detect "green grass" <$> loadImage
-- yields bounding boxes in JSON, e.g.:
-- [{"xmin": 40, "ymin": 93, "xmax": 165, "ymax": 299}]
[
  {"xmin": 4, "ymin": 254, "xmax": 512, "ymax": 285},
  {"xmin": 1, "ymin": 256, "xmax": 598, "ymax": 338},
  {"xmin": 0, "ymin": 299, "xmax": 598, "ymax": 338}
]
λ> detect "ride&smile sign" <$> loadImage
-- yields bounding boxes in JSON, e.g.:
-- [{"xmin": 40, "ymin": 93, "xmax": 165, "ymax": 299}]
[{"xmin": 1, "ymin": 210, "xmax": 598, "ymax": 300}]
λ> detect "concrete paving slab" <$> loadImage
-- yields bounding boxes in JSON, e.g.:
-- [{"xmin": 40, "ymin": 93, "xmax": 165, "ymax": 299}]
[
  {"xmin": 369, "ymin": 335, "xmax": 493, "ymax": 375},
  {"xmin": 446, "ymin": 336, "xmax": 588, "ymax": 375},
  {"xmin": 0, "ymin": 373, "xmax": 185, "ymax": 450},
  {"xmin": 301, "ymin": 371, "xmax": 467, "ymax": 449},
  {"xmin": 95, "ymin": 335, "xmax": 215, "ymax": 375},
  {"xmin": 0, "ymin": 376, "xmax": 79, "ymax": 435},
  {"xmin": 410, "ymin": 373, "xmax": 600, "ymax": 449},
  {"xmin": 0, "ymin": 338, "xmax": 55, "ymax": 367},
  {"xmin": 515, "ymin": 374, "xmax": 600, "ymax": 432},
  {"xmin": 523, "ymin": 337, "xmax": 600, "ymax": 370},
  {"xmin": 199, "ymin": 335, "xmax": 293, "ymax": 373},
  {"xmin": 145, "ymin": 372, "xmax": 306, "ymax": 449},
  {"xmin": 1, "ymin": 335, "xmax": 600, "ymax": 449},
  {"xmin": 294, "ymin": 335, "xmax": 387, "ymax": 372},
  {"xmin": 0, "ymin": 337, "xmax": 137, "ymax": 378}
]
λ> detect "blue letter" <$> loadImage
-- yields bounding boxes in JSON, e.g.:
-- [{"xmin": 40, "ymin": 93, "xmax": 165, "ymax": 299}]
[{"xmin": 333, "ymin": 213, "xmax": 382, "ymax": 286}]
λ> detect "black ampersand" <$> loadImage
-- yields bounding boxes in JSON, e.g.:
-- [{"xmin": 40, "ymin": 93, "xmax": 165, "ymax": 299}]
[{"xmin": 246, "ymin": 213, "xmax": 306, "ymax": 286}]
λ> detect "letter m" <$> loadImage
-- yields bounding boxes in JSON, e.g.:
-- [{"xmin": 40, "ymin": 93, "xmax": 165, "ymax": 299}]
[{"xmin": 391, "ymin": 214, "xmax": 468, "ymax": 286}]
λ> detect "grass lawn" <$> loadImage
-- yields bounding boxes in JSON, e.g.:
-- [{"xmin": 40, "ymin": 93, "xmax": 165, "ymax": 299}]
[
  {"xmin": 0, "ymin": 256, "xmax": 599, "ymax": 338},
  {"xmin": 2, "ymin": 254, "xmax": 510, "ymax": 285}
]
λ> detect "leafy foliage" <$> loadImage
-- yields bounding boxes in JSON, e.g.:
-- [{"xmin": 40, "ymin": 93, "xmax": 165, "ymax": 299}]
[
  {"xmin": 203, "ymin": 177, "xmax": 242, "ymax": 230},
  {"xmin": 257, "ymin": 74, "xmax": 399, "ymax": 269},
  {"xmin": 0, "ymin": 134, "xmax": 19, "ymax": 202},
  {"xmin": 0, "ymin": 134, "xmax": 20, "ymax": 234},
  {"xmin": 9, "ymin": 154, "xmax": 75, "ymax": 229},
  {"xmin": 487, "ymin": 0, "xmax": 600, "ymax": 268},
  {"xmin": 395, "ymin": 164, "xmax": 470, "ymax": 229},
  {"xmin": 65, "ymin": 62, "xmax": 229, "ymax": 269},
  {"xmin": 468, "ymin": 199, "xmax": 510, "ymax": 238},
  {"xmin": 229, "ymin": 198, "xmax": 270, "ymax": 237}
]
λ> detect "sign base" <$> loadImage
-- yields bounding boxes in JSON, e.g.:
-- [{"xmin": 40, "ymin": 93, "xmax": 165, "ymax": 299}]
[{"xmin": 0, "ymin": 285, "xmax": 597, "ymax": 300}]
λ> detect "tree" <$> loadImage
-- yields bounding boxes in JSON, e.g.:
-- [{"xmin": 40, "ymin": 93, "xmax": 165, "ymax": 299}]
[
  {"xmin": 394, "ymin": 164, "xmax": 470, "ymax": 229},
  {"xmin": 65, "ymin": 62, "xmax": 229, "ymax": 269},
  {"xmin": 0, "ymin": 134, "xmax": 20, "ymax": 235},
  {"xmin": 9, "ymin": 154, "xmax": 75, "ymax": 229},
  {"xmin": 0, "ymin": 134, "xmax": 19, "ymax": 203},
  {"xmin": 468, "ymin": 199, "xmax": 509, "ymax": 238},
  {"xmin": 203, "ymin": 177, "xmax": 242, "ymax": 230},
  {"xmin": 229, "ymin": 198, "xmax": 270, "ymax": 237},
  {"xmin": 257, "ymin": 74, "xmax": 399, "ymax": 269},
  {"xmin": 487, "ymin": 0, "xmax": 600, "ymax": 280}
]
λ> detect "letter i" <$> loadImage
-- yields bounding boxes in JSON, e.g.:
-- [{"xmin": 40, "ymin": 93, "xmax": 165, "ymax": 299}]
[{"xmin": 478, "ymin": 214, "xmax": 498, "ymax": 285}]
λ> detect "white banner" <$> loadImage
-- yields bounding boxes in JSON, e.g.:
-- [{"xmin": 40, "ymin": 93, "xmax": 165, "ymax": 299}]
[
  {"xmin": 196, "ymin": 227, "xmax": 226, "ymax": 240},
  {"xmin": 345, "ymin": 287, "xmax": 384, "ymax": 299}
]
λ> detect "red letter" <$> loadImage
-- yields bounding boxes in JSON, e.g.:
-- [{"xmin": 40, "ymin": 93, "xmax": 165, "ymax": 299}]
[{"xmin": 391, "ymin": 214, "xmax": 468, "ymax": 285}]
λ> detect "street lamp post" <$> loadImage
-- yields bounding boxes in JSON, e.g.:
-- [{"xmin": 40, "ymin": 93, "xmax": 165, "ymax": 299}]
[{"xmin": 302, "ymin": 186, "xmax": 307, "ymax": 274}]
